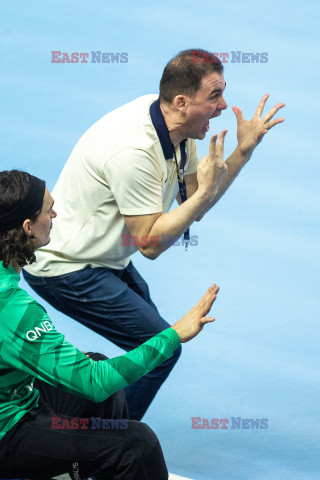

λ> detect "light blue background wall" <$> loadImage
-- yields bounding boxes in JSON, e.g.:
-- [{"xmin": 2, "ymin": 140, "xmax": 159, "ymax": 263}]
[{"xmin": 1, "ymin": 1, "xmax": 319, "ymax": 479}]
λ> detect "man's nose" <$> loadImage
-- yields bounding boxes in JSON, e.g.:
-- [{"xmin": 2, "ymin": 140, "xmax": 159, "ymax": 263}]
[{"xmin": 218, "ymin": 96, "xmax": 227, "ymax": 111}]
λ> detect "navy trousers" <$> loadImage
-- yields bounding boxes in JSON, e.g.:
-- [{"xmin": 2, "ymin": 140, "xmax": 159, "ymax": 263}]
[{"xmin": 23, "ymin": 261, "xmax": 182, "ymax": 420}]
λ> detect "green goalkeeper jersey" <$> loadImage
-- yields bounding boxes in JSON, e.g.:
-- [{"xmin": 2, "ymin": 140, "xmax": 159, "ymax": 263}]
[{"xmin": 0, "ymin": 262, "xmax": 180, "ymax": 441}]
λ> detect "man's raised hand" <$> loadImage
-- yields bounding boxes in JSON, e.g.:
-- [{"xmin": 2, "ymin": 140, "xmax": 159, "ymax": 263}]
[
  {"xmin": 233, "ymin": 94, "xmax": 285, "ymax": 155},
  {"xmin": 172, "ymin": 284, "xmax": 219, "ymax": 343},
  {"xmin": 197, "ymin": 131, "xmax": 228, "ymax": 201}
]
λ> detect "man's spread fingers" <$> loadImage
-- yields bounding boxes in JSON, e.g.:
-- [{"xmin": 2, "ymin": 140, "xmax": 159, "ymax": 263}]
[
  {"xmin": 209, "ymin": 134, "xmax": 218, "ymax": 159},
  {"xmin": 263, "ymin": 103, "xmax": 285, "ymax": 124},
  {"xmin": 216, "ymin": 130, "xmax": 227, "ymax": 158},
  {"xmin": 265, "ymin": 117, "xmax": 285, "ymax": 130},
  {"xmin": 255, "ymin": 94, "xmax": 269, "ymax": 117},
  {"xmin": 217, "ymin": 129, "xmax": 228, "ymax": 145}
]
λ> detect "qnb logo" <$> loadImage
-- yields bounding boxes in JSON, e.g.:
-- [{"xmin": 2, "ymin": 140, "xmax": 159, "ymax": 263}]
[{"xmin": 26, "ymin": 320, "xmax": 53, "ymax": 341}]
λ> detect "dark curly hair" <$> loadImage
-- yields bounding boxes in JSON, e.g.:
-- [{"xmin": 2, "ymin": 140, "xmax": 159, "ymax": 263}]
[
  {"xmin": 159, "ymin": 49, "xmax": 224, "ymax": 104},
  {"xmin": 0, "ymin": 170, "xmax": 42, "ymax": 267}
]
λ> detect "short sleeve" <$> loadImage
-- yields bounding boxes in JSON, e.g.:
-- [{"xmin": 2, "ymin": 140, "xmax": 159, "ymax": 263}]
[
  {"xmin": 185, "ymin": 139, "xmax": 201, "ymax": 175},
  {"xmin": 104, "ymin": 148, "xmax": 164, "ymax": 215}
]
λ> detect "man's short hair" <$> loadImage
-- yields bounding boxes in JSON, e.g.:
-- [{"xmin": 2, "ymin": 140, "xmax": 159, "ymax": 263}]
[
  {"xmin": 159, "ymin": 49, "xmax": 224, "ymax": 104},
  {"xmin": 0, "ymin": 170, "xmax": 42, "ymax": 267}
]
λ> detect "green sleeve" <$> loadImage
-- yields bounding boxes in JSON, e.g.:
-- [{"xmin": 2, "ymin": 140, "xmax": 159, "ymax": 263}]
[{"xmin": 3, "ymin": 299, "xmax": 180, "ymax": 402}]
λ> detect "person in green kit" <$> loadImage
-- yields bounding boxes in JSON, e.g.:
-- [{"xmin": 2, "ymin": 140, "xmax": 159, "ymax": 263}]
[{"xmin": 0, "ymin": 169, "xmax": 219, "ymax": 480}]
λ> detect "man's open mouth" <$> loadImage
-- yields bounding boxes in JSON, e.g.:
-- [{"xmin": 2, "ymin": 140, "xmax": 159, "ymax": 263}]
[{"xmin": 202, "ymin": 121, "xmax": 210, "ymax": 132}]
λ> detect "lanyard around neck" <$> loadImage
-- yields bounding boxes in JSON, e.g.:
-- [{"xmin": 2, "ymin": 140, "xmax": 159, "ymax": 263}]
[{"xmin": 172, "ymin": 141, "xmax": 190, "ymax": 250}]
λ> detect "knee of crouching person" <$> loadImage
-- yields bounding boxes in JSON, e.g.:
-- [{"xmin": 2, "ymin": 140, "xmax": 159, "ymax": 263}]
[
  {"xmin": 85, "ymin": 352, "xmax": 109, "ymax": 361},
  {"xmin": 173, "ymin": 342, "xmax": 182, "ymax": 361}
]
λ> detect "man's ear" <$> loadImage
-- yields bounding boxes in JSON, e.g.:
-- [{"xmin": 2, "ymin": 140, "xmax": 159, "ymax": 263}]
[
  {"xmin": 22, "ymin": 218, "xmax": 33, "ymax": 237},
  {"xmin": 172, "ymin": 94, "xmax": 189, "ymax": 113}
]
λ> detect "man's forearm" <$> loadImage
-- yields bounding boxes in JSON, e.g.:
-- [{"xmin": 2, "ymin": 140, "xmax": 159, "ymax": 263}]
[
  {"xmin": 196, "ymin": 146, "xmax": 252, "ymax": 220},
  {"xmin": 143, "ymin": 190, "xmax": 212, "ymax": 258}
]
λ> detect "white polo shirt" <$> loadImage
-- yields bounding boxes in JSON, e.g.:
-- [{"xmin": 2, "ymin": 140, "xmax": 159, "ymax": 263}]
[{"xmin": 25, "ymin": 94, "xmax": 201, "ymax": 276}]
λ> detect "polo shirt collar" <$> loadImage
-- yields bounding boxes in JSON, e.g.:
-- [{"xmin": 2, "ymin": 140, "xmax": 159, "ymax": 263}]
[{"xmin": 150, "ymin": 98, "xmax": 174, "ymax": 160}]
